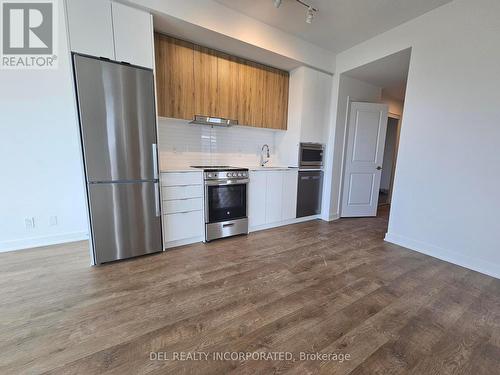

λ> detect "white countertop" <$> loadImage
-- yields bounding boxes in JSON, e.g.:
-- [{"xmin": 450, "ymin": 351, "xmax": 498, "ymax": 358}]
[
  {"xmin": 160, "ymin": 167, "xmax": 201, "ymax": 173},
  {"xmin": 160, "ymin": 165, "xmax": 300, "ymax": 172}
]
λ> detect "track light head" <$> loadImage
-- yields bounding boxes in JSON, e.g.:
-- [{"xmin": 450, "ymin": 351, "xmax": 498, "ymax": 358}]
[
  {"xmin": 273, "ymin": 0, "xmax": 282, "ymax": 8},
  {"xmin": 305, "ymin": 6, "xmax": 314, "ymax": 24}
]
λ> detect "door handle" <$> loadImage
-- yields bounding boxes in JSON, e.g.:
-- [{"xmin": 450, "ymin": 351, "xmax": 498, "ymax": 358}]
[
  {"xmin": 222, "ymin": 223, "xmax": 235, "ymax": 228},
  {"xmin": 154, "ymin": 182, "xmax": 161, "ymax": 217},
  {"xmin": 376, "ymin": 166, "xmax": 382, "ymax": 170},
  {"xmin": 152, "ymin": 143, "xmax": 159, "ymax": 179}
]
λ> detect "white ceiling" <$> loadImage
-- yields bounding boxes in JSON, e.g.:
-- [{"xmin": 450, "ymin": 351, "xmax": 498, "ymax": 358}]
[
  {"xmin": 344, "ymin": 48, "xmax": 411, "ymax": 100},
  {"xmin": 214, "ymin": 0, "xmax": 452, "ymax": 53}
]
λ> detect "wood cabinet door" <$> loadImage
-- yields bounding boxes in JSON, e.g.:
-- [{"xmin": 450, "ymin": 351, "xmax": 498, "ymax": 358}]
[
  {"xmin": 236, "ymin": 60, "xmax": 252, "ymax": 127},
  {"xmin": 154, "ymin": 34, "xmax": 195, "ymax": 120},
  {"xmin": 193, "ymin": 45, "xmax": 218, "ymax": 117},
  {"xmin": 248, "ymin": 62, "xmax": 266, "ymax": 127},
  {"xmin": 217, "ymin": 53, "xmax": 240, "ymax": 120},
  {"xmin": 263, "ymin": 68, "xmax": 289, "ymax": 130}
]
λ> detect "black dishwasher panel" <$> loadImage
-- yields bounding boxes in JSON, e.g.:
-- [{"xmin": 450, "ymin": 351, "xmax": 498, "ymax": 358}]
[{"xmin": 297, "ymin": 171, "xmax": 323, "ymax": 218}]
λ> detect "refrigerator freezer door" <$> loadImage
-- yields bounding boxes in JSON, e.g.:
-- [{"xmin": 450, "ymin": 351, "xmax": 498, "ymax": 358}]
[
  {"xmin": 74, "ymin": 55, "xmax": 158, "ymax": 182},
  {"xmin": 88, "ymin": 181, "xmax": 162, "ymax": 263}
]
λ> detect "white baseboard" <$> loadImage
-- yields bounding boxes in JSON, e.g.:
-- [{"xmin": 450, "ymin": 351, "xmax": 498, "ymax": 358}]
[
  {"xmin": 164, "ymin": 236, "xmax": 204, "ymax": 249},
  {"xmin": 385, "ymin": 232, "xmax": 500, "ymax": 280},
  {"xmin": 0, "ymin": 231, "xmax": 89, "ymax": 253},
  {"xmin": 250, "ymin": 215, "xmax": 321, "ymax": 233},
  {"xmin": 321, "ymin": 212, "xmax": 340, "ymax": 222}
]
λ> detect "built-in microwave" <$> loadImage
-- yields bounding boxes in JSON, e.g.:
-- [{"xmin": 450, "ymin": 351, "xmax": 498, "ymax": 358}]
[{"xmin": 299, "ymin": 142, "xmax": 324, "ymax": 168}]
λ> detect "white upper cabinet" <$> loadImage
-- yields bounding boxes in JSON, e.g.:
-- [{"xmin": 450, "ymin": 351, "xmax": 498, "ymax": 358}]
[
  {"xmin": 66, "ymin": 0, "xmax": 154, "ymax": 68},
  {"xmin": 300, "ymin": 68, "xmax": 332, "ymax": 143},
  {"xmin": 112, "ymin": 2, "xmax": 154, "ymax": 68},
  {"xmin": 66, "ymin": 0, "xmax": 115, "ymax": 59}
]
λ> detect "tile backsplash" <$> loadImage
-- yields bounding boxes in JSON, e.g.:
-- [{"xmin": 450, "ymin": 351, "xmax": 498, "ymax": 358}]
[{"xmin": 158, "ymin": 118, "xmax": 280, "ymax": 169}]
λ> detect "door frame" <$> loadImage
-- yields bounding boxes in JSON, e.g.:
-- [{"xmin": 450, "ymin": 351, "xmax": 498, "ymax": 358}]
[{"xmin": 385, "ymin": 112, "xmax": 402, "ymax": 205}]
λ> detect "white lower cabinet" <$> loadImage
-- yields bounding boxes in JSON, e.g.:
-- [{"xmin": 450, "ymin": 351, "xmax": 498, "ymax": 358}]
[
  {"xmin": 282, "ymin": 169, "xmax": 299, "ymax": 220},
  {"xmin": 249, "ymin": 169, "xmax": 298, "ymax": 229},
  {"xmin": 163, "ymin": 211, "xmax": 203, "ymax": 243},
  {"xmin": 160, "ymin": 172, "xmax": 204, "ymax": 247},
  {"xmin": 249, "ymin": 171, "xmax": 267, "ymax": 227},
  {"xmin": 265, "ymin": 171, "xmax": 284, "ymax": 224}
]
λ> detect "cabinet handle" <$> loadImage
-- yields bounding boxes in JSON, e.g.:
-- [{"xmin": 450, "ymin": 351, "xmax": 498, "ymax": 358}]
[
  {"xmin": 154, "ymin": 182, "xmax": 161, "ymax": 217},
  {"xmin": 152, "ymin": 143, "xmax": 159, "ymax": 179}
]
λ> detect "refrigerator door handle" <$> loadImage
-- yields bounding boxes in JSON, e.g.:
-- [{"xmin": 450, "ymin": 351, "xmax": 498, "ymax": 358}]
[
  {"xmin": 152, "ymin": 143, "xmax": 159, "ymax": 180},
  {"xmin": 154, "ymin": 182, "xmax": 161, "ymax": 217}
]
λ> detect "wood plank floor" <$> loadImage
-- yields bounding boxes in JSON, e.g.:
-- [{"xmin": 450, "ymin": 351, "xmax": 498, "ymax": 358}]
[{"xmin": 1, "ymin": 208, "xmax": 499, "ymax": 374}]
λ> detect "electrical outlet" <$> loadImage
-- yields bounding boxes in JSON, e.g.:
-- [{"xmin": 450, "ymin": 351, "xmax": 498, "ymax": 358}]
[
  {"xmin": 49, "ymin": 216, "xmax": 58, "ymax": 226},
  {"xmin": 25, "ymin": 217, "xmax": 35, "ymax": 230}
]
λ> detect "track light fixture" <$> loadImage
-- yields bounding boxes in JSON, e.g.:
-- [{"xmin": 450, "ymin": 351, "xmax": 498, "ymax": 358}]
[{"xmin": 272, "ymin": 0, "xmax": 318, "ymax": 24}]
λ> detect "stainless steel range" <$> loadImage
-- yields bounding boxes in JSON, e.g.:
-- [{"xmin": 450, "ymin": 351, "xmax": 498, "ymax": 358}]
[{"xmin": 191, "ymin": 166, "xmax": 249, "ymax": 242}]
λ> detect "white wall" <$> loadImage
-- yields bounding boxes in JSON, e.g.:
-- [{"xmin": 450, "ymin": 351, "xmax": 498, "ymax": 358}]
[
  {"xmin": 381, "ymin": 90, "xmax": 404, "ymax": 116},
  {"xmin": 321, "ymin": 75, "xmax": 381, "ymax": 220},
  {"xmin": 158, "ymin": 118, "xmax": 278, "ymax": 169},
  {"xmin": 328, "ymin": 0, "xmax": 500, "ymax": 278},
  {"xmin": 0, "ymin": 1, "xmax": 88, "ymax": 252}
]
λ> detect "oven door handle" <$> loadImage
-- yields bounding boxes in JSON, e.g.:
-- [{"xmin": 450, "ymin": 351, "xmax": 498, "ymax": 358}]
[{"xmin": 205, "ymin": 179, "xmax": 249, "ymax": 186}]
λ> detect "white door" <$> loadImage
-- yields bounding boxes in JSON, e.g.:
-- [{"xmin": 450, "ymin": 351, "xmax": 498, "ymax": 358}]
[{"xmin": 341, "ymin": 102, "xmax": 389, "ymax": 217}]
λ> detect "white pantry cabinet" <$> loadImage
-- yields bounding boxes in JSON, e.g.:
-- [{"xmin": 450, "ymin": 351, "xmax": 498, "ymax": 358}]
[
  {"xmin": 66, "ymin": 0, "xmax": 154, "ymax": 68},
  {"xmin": 249, "ymin": 169, "xmax": 298, "ymax": 229}
]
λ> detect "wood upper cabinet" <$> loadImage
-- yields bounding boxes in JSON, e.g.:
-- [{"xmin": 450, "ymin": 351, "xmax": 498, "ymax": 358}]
[
  {"xmin": 193, "ymin": 45, "xmax": 218, "ymax": 116},
  {"xmin": 154, "ymin": 33, "xmax": 289, "ymax": 130},
  {"xmin": 154, "ymin": 34, "xmax": 195, "ymax": 120},
  {"xmin": 217, "ymin": 53, "xmax": 240, "ymax": 120},
  {"xmin": 264, "ymin": 67, "xmax": 289, "ymax": 130}
]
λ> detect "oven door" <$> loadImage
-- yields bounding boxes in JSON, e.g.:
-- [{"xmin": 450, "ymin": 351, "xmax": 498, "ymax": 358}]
[{"xmin": 205, "ymin": 180, "xmax": 248, "ymax": 223}]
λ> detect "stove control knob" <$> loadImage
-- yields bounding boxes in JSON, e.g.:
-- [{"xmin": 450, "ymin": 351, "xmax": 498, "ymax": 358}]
[
  {"xmin": 237, "ymin": 172, "xmax": 242, "ymax": 177},
  {"xmin": 226, "ymin": 172, "xmax": 231, "ymax": 177},
  {"xmin": 207, "ymin": 173, "xmax": 212, "ymax": 178}
]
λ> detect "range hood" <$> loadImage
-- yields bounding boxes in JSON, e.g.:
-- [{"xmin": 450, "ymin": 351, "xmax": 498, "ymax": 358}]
[{"xmin": 189, "ymin": 115, "xmax": 238, "ymax": 127}]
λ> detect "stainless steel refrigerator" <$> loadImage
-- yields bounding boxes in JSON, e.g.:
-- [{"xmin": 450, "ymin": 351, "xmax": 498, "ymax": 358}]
[{"xmin": 73, "ymin": 54, "xmax": 162, "ymax": 264}]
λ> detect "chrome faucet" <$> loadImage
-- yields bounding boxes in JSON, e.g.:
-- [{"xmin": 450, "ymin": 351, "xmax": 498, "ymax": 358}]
[{"xmin": 260, "ymin": 144, "xmax": 270, "ymax": 167}]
